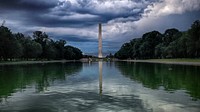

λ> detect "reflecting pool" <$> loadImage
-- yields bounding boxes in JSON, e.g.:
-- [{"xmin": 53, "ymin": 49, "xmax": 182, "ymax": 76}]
[{"xmin": 0, "ymin": 62, "xmax": 200, "ymax": 112}]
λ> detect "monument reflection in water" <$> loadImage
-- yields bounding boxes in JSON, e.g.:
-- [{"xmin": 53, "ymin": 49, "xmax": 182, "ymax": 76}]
[{"xmin": 99, "ymin": 61, "xmax": 103, "ymax": 96}]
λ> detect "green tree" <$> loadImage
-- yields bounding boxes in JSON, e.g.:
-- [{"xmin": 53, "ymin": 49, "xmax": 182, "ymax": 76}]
[
  {"xmin": 161, "ymin": 28, "xmax": 182, "ymax": 58},
  {"xmin": 115, "ymin": 43, "xmax": 132, "ymax": 59},
  {"xmin": 139, "ymin": 41, "xmax": 151, "ymax": 58},
  {"xmin": 130, "ymin": 38, "xmax": 142, "ymax": 59},
  {"xmin": 140, "ymin": 31, "xmax": 162, "ymax": 59},
  {"xmin": 177, "ymin": 32, "xmax": 188, "ymax": 58},
  {"xmin": 165, "ymin": 41, "xmax": 179, "ymax": 58},
  {"xmin": 155, "ymin": 43, "xmax": 165, "ymax": 58},
  {"xmin": 15, "ymin": 33, "xmax": 42, "ymax": 60},
  {"xmin": 54, "ymin": 40, "xmax": 66, "ymax": 59},
  {"xmin": 187, "ymin": 20, "xmax": 200, "ymax": 57},
  {"xmin": 44, "ymin": 39, "xmax": 57, "ymax": 60},
  {"xmin": 33, "ymin": 31, "xmax": 48, "ymax": 45},
  {"xmin": 163, "ymin": 28, "xmax": 180, "ymax": 46},
  {"xmin": 33, "ymin": 31, "xmax": 49, "ymax": 59},
  {"xmin": 64, "ymin": 46, "xmax": 83, "ymax": 60},
  {"xmin": 0, "ymin": 26, "xmax": 22, "ymax": 60},
  {"xmin": 114, "ymin": 20, "xmax": 199, "ymax": 59}
]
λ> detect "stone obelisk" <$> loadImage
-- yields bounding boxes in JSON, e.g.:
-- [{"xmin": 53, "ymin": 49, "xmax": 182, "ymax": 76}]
[{"xmin": 98, "ymin": 23, "xmax": 103, "ymax": 58}]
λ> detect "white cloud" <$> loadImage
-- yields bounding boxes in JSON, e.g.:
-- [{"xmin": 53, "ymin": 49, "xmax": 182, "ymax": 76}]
[
  {"xmin": 100, "ymin": 0, "xmax": 200, "ymax": 42},
  {"xmin": 143, "ymin": 0, "xmax": 200, "ymax": 17},
  {"xmin": 103, "ymin": 22, "xmax": 136, "ymax": 42},
  {"xmin": 89, "ymin": 0, "xmax": 143, "ymax": 15},
  {"xmin": 132, "ymin": 0, "xmax": 200, "ymax": 35}
]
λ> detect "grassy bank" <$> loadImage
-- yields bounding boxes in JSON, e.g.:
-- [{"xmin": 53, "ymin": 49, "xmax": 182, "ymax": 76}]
[
  {"xmin": 148, "ymin": 59, "xmax": 200, "ymax": 62},
  {"xmin": 0, "ymin": 60, "xmax": 78, "ymax": 66},
  {"xmin": 121, "ymin": 59, "xmax": 200, "ymax": 66},
  {"xmin": 1, "ymin": 59, "xmax": 200, "ymax": 66}
]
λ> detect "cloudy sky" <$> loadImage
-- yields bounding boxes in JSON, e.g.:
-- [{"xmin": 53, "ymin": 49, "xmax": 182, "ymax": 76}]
[{"xmin": 0, "ymin": 0, "xmax": 200, "ymax": 56}]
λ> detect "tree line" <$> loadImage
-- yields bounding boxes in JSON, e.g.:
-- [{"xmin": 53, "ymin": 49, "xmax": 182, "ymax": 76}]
[
  {"xmin": 115, "ymin": 20, "xmax": 200, "ymax": 59},
  {"xmin": 0, "ymin": 26, "xmax": 83, "ymax": 61}
]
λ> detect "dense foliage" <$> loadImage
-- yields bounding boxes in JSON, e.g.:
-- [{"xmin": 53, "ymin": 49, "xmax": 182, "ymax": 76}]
[
  {"xmin": 115, "ymin": 20, "xmax": 200, "ymax": 59},
  {"xmin": 0, "ymin": 26, "xmax": 83, "ymax": 61}
]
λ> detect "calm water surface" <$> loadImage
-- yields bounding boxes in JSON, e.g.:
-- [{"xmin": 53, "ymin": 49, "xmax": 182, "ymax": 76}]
[{"xmin": 0, "ymin": 61, "xmax": 200, "ymax": 112}]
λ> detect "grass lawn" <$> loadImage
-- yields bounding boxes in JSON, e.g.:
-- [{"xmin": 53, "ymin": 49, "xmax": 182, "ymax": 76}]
[
  {"xmin": 148, "ymin": 59, "xmax": 200, "ymax": 62},
  {"xmin": 0, "ymin": 60, "xmax": 73, "ymax": 65}
]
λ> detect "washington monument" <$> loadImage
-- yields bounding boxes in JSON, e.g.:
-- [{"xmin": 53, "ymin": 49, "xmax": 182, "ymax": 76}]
[{"xmin": 98, "ymin": 23, "xmax": 103, "ymax": 58}]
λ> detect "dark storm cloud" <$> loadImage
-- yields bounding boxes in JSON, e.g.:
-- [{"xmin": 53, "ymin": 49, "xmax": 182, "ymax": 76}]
[
  {"xmin": 0, "ymin": 0, "xmax": 151, "ymax": 28},
  {"xmin": 43, "ymin": 0, "xmax": 146, "ymax": 27},
  {"xmin": 0, "ymin": 0, "xmax": 58, "ymax": 11},
  {"xmin": 0, "ymin": 0, "xmax": 60, "ymax": 27},
  {"xmin": 22, "ymin": 13, "xmax": 99, "ymax": 27},
  {"xmin": 62, "ymin": 0, "xmax": 147, "ymax": 23}
]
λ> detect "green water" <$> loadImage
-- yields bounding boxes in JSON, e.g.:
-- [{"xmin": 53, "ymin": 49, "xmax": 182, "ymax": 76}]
[{"xmin": 0, "ymin": 62, "xmax": 199, "ymax": 112}]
